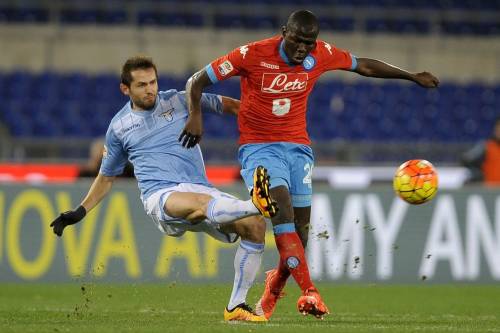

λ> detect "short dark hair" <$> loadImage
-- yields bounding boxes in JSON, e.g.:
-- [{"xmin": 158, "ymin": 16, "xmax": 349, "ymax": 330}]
[
  {"xmin": 121, "ymin": 55, "xmax": 158, "ymax": 86},
  {"xmin": 286, "ymin": 10, "xmax": 319, "ymax": 33}
]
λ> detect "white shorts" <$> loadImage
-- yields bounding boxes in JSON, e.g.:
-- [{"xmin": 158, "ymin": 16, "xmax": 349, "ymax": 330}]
[{"xmin": 143, "ymin": 183, "xmax": 239, "ymax": 243}]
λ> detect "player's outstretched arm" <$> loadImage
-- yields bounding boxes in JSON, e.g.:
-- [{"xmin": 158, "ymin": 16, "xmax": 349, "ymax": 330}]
[
  {"xmin": 180, "ymin": 69, "xmax": 214, "ymax": 148},
  {"xmin": 221, "ymin": 96, "xmax": 240, "ymax": 116},
  {"xmin": 50, "ymin": 173, "xmax": 115, "ymax": 237},
  {"xmin": 354, "ymin": 58, "xmax": 439, "ymax": 88}
]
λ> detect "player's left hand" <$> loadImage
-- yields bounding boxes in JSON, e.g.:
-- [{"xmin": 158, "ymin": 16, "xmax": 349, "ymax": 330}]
[
  {"xmin": 179, "ymin": 113, "xmax": 203, "ymax": 148},
  {"xmin": 412, "ymin": 72, "xmax": 439, "ymax": 88}
]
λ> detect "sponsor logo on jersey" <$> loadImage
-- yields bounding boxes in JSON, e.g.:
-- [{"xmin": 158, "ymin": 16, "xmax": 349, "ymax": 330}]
[
  {"xmin": 261, "ymin": 73, "xmax": 308, "ymax": 94},
  {"xmin": 123, "ymin": 123, "xmax": 141, "ymax": 133},
  {"xmin": 218, "ymin": 60, "xmax": 234, "ymax": 76},
  {"xmin": 260, "ymin": 61, "xmax": 280, "ymax": 70},
  {"xmin": 303, "ymin": 55, "xmax": 316, "ymax": 71},
  {"xmin": 240, "ymin": 45, "xmax": 249, "ymax": 58}
]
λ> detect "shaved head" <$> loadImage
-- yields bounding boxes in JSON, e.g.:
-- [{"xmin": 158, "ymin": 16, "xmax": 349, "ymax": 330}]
[{"xmin": 286, "ymin": 10, "xmax": 319, "ymax": 35}]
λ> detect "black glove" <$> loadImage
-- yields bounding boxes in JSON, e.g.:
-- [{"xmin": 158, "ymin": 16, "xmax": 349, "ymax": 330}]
[{"xmin": 50, "ymin": 205, "xmax": 87, "ymax": 237}]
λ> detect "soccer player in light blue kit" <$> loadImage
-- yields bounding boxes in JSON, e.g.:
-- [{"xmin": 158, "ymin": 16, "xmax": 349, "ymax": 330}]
[{"xmin": 49, "ymin": 56, "xmax": 277, "ymax": 322}]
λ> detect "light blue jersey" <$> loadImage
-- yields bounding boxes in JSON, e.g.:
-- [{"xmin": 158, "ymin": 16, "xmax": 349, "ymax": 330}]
[{"xmin": 100, "ymin": 89, "xmax": 223, "ymax": 200}]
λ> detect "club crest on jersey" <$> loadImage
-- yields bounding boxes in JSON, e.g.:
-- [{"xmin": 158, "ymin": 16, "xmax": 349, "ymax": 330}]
[
  {"xmin": 159, "ymin": 109, "xmax": 173, "ymax": 122},
  {"xmin": 261, "ymin": 73, "xmax": 308, "ymax": 94},
  {"xmin": 159, "ymin": 100, "xmax": 174, "ymax": 121},
  {"xmin": 218, "ymin": 60, "xmax": 234, "ymax": 76},
  {"xmin": 303, "ymin": 55, "xmax": 316, "ymax": 71}
]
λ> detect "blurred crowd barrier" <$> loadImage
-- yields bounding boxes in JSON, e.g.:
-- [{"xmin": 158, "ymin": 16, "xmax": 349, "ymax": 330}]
[
  {"xmin": 0, "ymin": 182, "xmax": 499, "ymax": 283},
  {"xmin": 0, "ymin": 163, "xmax": 469, "ymax": 188}
]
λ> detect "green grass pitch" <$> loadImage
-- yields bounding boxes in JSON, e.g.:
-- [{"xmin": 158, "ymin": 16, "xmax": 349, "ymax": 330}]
[{"xmin": 0, "ymin": 283, "xmax": 499, "ymax": 333}]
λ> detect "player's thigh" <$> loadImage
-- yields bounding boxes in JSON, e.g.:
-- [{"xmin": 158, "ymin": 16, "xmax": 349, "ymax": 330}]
[
  {"xmin": 238, "ymin": 143, "xmax": 291, "ymax": 191},
  {"xmin": 219, "ymin": 215, "xmax": 266, "ymax": 243},
  {"xmin": 289, "ymin": 144, "xmax": 314, "ymax": 208},
  {"xmin": 164, "ymin": 192, "xmax": 212, "ymax": 221}
]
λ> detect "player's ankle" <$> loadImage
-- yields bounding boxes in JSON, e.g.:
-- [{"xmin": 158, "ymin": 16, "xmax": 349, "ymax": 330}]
[{"xmin": 303, "ymin": 285, "xmax": 316, "ymax": 294}]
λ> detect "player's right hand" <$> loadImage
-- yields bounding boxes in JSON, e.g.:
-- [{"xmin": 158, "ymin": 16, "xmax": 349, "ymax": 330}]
[
  {"xmin": 50, "ymin": 206, "xmax": 87, "ymax": 237},
  {"xmin": 179, "ymin": 113, "xmax": 203, "ymax": 148}
]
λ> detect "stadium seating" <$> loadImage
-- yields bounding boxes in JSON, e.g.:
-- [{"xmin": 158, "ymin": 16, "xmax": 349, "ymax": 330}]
[
  {"xmin": 60, "ymin": 9, "xmax": 128, "ymax": 25},
  {"xmin": 0, "ymin": 1, "xmax": 499, "ymax": 35},
  {"xmin": 0, "ymin": 7, "xmax": 48, "ymax": 23},
  {"xmin": 0, "ymin": 71, "xmax": 498, "ymax": 142}
]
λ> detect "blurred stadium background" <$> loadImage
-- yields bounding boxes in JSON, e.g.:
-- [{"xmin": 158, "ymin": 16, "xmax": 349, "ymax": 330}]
[
  {"xmin": 0, "ymin": 1, "xmax": 499, "ymax": 331},
  {"xmin": 0, "ymin": 0, "xmax": 498, "ymax": 170}
]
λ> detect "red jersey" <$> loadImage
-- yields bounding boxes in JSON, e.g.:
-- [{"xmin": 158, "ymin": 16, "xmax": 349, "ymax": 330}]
[{"xmin": 206, "ymin": 35, "xmax": 355, "ymax": 145}]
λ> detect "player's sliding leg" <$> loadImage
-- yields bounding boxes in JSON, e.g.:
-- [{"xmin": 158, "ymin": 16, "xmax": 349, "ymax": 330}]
[
  {"xmin": 161, "ymin": 186, "xmax": 269, "ymax": 322},
  {"xmin": 206, "ymin": 195, "xmax": 262, "ymax": 224},
  {"xmin": 220, "ymin": 216, "xmax": 267, "ymax": 322},
  {"xmin": 255, "ymin": 185, "xmax": 329, "ymax": 319},
  {"xmin": 163, "ymin": 176, "xmax": 277, "ymax": 225}
]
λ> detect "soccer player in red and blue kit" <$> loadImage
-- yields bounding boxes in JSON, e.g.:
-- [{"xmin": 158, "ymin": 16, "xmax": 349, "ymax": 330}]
[{"xmin": 180, "ymin": 10, "xmax": 439, "ymax": 320}]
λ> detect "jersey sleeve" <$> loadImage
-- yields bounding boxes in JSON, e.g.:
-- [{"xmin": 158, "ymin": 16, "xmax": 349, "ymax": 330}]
[
  {"xmin": 100, "ymin": 125, "xmax": 128, "ymax": 176},
  {"xmin": 204, "ymin": 45, "xmax": 249, "ymax": 83},
  {"xmin": 320, "ymin": 41, "xmax": 358, "ymax": 72},
  {"xmin": 200, "ymin": 93, "xmax": 223, "ymax": 114}
]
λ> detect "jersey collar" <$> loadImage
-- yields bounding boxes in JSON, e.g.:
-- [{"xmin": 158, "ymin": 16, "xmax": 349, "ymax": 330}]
[{"xmin": 279, "ymin": 39, "xmax": 295, "ymax": 66}]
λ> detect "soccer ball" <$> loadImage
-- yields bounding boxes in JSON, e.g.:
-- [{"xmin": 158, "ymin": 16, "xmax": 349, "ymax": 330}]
[{"xmin": 393, "ymin": 159, "xmax": 438, "ymax": 204}]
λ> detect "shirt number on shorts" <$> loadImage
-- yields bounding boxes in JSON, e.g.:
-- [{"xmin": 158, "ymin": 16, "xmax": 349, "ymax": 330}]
[
  {"xmin": 303, "ymin": 163, "xmax": 313, "ymax": 184},
  {"xmin": 272, "ymin": 98, "xmax": 291, "ymax": 116}
]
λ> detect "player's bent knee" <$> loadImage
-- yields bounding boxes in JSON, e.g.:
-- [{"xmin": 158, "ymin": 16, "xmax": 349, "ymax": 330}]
[
  {"xmin": 185, "ymin": 207, "xmax": 209, "ymax": 223},
  {"xmin": 196, "ymin": 194, "xmax": 213, "ymax": 212},
  {"xmin": 184, "ymin": 211, "xmax": 206, "ymax": 224},
  {"xmin": 184, "ymin": 194, "xmax": 213, "ymax": 223}
]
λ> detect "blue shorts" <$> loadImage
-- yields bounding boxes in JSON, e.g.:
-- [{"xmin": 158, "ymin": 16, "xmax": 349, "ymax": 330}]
[{"xmin": 238, "ymin": 142, "xmax": 314, "ymax": 207}]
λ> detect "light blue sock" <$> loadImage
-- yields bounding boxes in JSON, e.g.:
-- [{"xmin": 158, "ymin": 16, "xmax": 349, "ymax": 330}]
[{"xmin": 227, "ymin": 240, "xmax": 264, "ymax": 310}]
